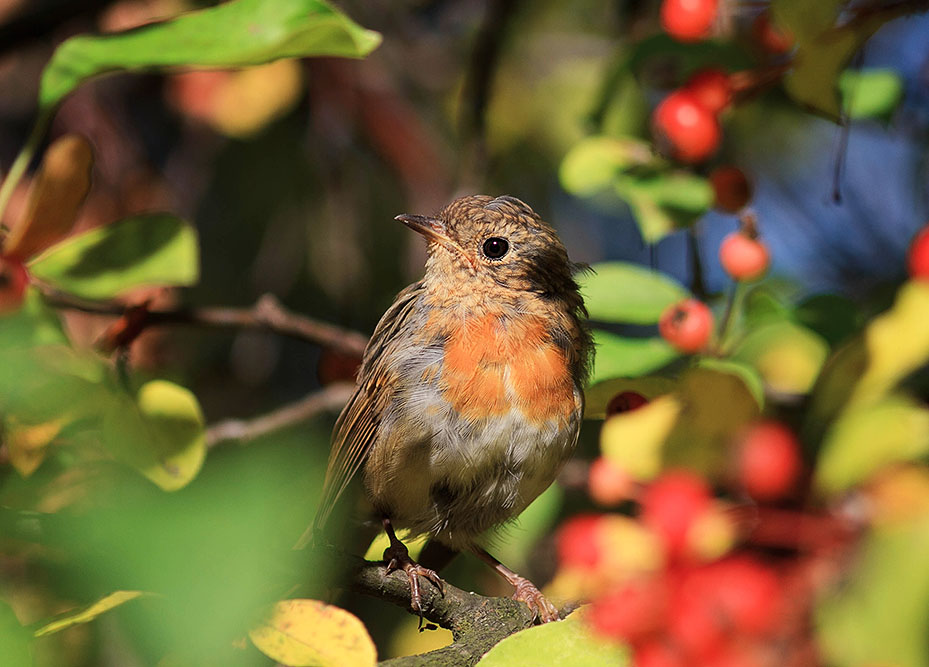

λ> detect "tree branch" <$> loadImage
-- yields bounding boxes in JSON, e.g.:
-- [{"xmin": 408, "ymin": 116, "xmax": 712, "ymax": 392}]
[{"xmin": 205, "ymin": 383, "xmax": 354, "ymax": 448}]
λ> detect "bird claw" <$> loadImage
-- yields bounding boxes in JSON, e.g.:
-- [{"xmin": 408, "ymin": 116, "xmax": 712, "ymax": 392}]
[
  {"xmin": 511, "ymin": 576, "xmax": 560, "ymax": 624},
  {"xmin": 382, "ymin": 542, "xmax": 445, "ymax": 626}
]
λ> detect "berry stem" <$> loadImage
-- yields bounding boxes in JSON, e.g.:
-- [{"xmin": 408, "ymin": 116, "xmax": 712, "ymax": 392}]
[
  {"xmin": 716, "ymin": 279, "xmax": 743, "ymax": 352},
  {"xmin": 688, "ymin": 225, "xmax": 708, "ymax": 300}
]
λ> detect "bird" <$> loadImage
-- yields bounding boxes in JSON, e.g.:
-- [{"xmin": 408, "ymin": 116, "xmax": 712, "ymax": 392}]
[{"xmin": 306, "ymin": 194, "xmax": 592, "ymax": 623}]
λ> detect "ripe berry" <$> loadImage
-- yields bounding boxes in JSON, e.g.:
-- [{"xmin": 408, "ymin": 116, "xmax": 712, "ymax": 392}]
[
  {"xmin": 703, "ymin": 556, "xmax": 782, "ymax": 635},
  {"xmin": 589, "ymin": 577, "xmax": 669, "ymax": 642},
  {"xmin": 606, "ymin": 390, "xmax": 649, "ymax": 416},
  {"xmin": 719, "ymin": 231, "xmax": 770, "ymax": 281},
  {"xmin": 652, "ymin": 91, "xmax": 721, "ymax": 163},
  {"xmin": 660, "ymin": 0, "xmax": 718, "ymax": 43},
  {"xmin": 0, "ymin": 256, "xmax": 29, "ymax": 314},
  {"xmin": 684, "ymin": 69, "xmax": 731, "ymax": 114},
  {"xmin": 588, "ymin": 457, "xmax": 635, "ymax": 506},
  {"xmin": 907, "ymin": 224, "xmax": 929, "ymax": 279},
  {"xmin": 640, "ymin": 470, "xmax": 712, "ymax": 558},
  {"xmin": 658, "ymin": 299, "xmax": 713, "ymax": 354},
  {"xmin": 555, "ymin": 514, "xmax": 603, "ymax": 570},
  {"xmin": 635, "ymin": 641, "xmax": 686, "ymax": 667},
  {"xmin": 736, "ymin": 421, "xmax": 802, "ymax": 501},
  {"xmin": 709, "ymin": 166, "xmax": 752, "ymax": 213},
  {"xmin": 752, "ymin": 11, "xmax": 794, "ymax": 55}
]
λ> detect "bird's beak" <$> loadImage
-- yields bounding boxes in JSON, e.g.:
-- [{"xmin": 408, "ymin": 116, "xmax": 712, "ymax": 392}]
[{"xmin": 394, "ymin": 214, "xmax": 450, "ymax": 244}]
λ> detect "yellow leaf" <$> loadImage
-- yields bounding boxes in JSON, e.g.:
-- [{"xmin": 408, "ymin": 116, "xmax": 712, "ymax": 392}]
[
  {"xmin": 211, "ymin": 59, "xmax": 303, "ymax": 138},
  {"xmin": 249, "ymin": 599, "xmax": 376, "ymax": 667},
  {"xmin": 4, "ymin": 417, "xmax": 62, "ymax": 477},
  {"xmin": 3, "ymin": 134, "xmax": 93, "ymax": 260},
  {"xmin": 600, "ymin": 395, "xmax": 681, "ymax": 480},
  {"xmin": 34, "ymin": 591, "xmax": 145, "ymax": 637},
  {"xmin": 733, "ymin": 321, "xmax": 828, "ymax": 396}
]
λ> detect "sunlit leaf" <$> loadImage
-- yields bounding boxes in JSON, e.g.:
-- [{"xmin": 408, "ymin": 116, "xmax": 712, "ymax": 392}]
[
  {"xmin": 4, "ymin": 417, "xmax": 64, "ymax": 477},
  {"xmin": 582, "ymin": 262, "xmax": 689, "ymax": 324},
  {"xmin": 209, "ymin": 59, "xmax": 304, "ymax": 137},
  {"xmin": 0, "ymin": 601, "xmax": 32, "ymax": 666},
  {"xmin": 493, "ymin": 485, "xmax": 565, "ymax": 573},
  {"xmin": 559, "ymin": 136, "xmax": 657, "ymax": 196},
  {"xmin": 249, "ymin": 599, "xmax": 376, "ymax": 667},
  {"xmin": 840, "ymin": 68, "xmax": 904, "ymax": 120},
  {"xmin": 2, "ymin": 134, "xmax": 92, "ymax": 260},
  {"xmin": 600, "ymin": 394, "xmax": 682, "ymax": 480},
  {"xmin": 584, "ymin": 376, "xmax": 677, "ymax": 419},
  {"xmin": 39, "ymin": 0, "xmax": 381, "ymax": 109},
  {"xmin": 815, "ymin": 395, "xmax": 929, "ymax": 495},
  {"xmin": 589, "ymin": 331, "xmax": 680, "ymax": 384},
  {"xmin": 34, "ymin": 591, "xmax": 145, "ymax": 637},
  {"xmin": 477, "ymin": 606, "xmax": 629, "ymax": 666},
  {"xmin": 732, "ymin": 321, "xmax": 828, "ymax": 396},
  {"xmin": 364, "ymin": 531, "xmax": 428, "ymax": 562},
  {"xmin": 102, "ymin": 380, "xmax": 206, "ymax": 491},
  {"xmin": 0, "ymin": 290, "xmax": 68, "ymax": 348},
  {"xmin": 616, "ymin": 172, "xmax": 712, "ymax": 242},
  {"xmin": 28, "ymin": 214, "xmax": 199, "ymax": 300}
]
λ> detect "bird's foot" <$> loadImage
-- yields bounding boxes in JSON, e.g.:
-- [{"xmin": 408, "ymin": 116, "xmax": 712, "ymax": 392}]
[
  {"xmin": 383, "ymin": 541, "xmax": 445, "ymax": 624},
  {"xmin": 511, "ymin": 575, "xmax": 560, "ymax": 624}
]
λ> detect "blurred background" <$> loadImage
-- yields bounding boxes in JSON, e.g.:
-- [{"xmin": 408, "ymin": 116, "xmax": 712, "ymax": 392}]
[{"xmin": 1, "ymin": 0, "xmax": 928, "ymax": 664}]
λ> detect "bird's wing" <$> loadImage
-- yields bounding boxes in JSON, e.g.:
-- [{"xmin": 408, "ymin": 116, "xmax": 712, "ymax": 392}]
[{"xmin": 306, "ymin": 281, "xmax": 427, "ymax": 541}]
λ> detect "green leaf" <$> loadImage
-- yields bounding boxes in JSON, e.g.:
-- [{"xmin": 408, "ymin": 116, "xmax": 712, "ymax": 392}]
[
  {"xmin": 794, "ymin": 293, "xmax": 860, "ymax": 347},
  {"xmin": 491, "ymin": 485, "xmax": 564, "ymax": 573},
  {"xmin": 559, "ymin": 136, "xmax": 658, "ymax": 196},
  {"xmin": 731, "ymin": 321, "xmax": 829, "ymax": 396},
  {"xmin": 0, "ymin": 289, "xmax": 68, "ymax": 349},
  {"xmin": 103, "ymin": 380, "xmax": 206, "ymax": 491},
  {"xmin": 840, "ymin": 68, "xmax": 904, "ymax": 120},
  {"xmin": 815, "ymin": 395, "xmax": 929, "ymax": 495},
  {"xmin": 28, "ymin": 214, "xmax": 199, "ymax": 300},
  {"xmin": 584, "ymin": 376, "xmax": 678, "ymax": 419},
  {"xmin": 0, "ymin": 600, "xmax": 32, "ymax": 666},
  {"xmin": 477, "ymin": 606, "xmax": 629, "ymax": 667},
  {"xmin": 34, "ymin": 591, "xmax": 145, "ymax": 637},
  {"xmin": 697, "ymin": 358, "xmax": 765, "ymax": 409},
  {"xmin": 581, "ymin": 262, "xmax": 689, "ymax": 324},
  {"xmin": 39, "ymin": 0, "xmax": 381, "ymax": 109},
  {"xmin": 590, "ymin": 331, "xmax": 680, "ymax": 384},
  {"xmin": 616, "ymin": 172, "xmax": 712, "ymax": 242}
]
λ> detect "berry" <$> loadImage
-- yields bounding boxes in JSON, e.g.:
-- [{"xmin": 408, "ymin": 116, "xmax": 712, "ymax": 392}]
[
  {"xmin": 606, "ymin": 390, "xmax": 649, "ymax": 416},
  {"xmin": 736, "ymin": 421, "xmax": 802, "ymax": 501},
  {"xmin": 719, "ymin": 231, "xmax": 770, "ymax": 281},
  {"xmin": 660, "ymin": 0, "xmax": 718, "ymax": 43},
  {"xmin": 640, "ymin": 470, "xmax": 712, "ymax": 558},
  {"xmin": 652, "ymin": 91, "xmax": 721, "ymax": 163},
  {"xmin": 588, "ymin": 457, "xmax": 635, "ymax": 506},
  {"xmin": 709, "ymin": 166, "xmax": 752, "ymax": 213},
  {"xmin": 589, "ymin": 577, "xmax": 669, "ymax": 642},
  {"xmin": 684, "ymin": 69, "xmax": 731, "ymax": 114},
  {"xmin": 752, "ymin": 11, "xmax": 794, "ymax": 55},
  {"xmin": 658, "ymin": 299, "xmax": 713, "ymax": 354},
  {"xmin": 703, "ymin": 556, "xmax": 782, "ymax": 635},
  {"xmin": 635, "ymin": 641, "xmax": 686, "ymax": 667},
  {"xmin": 555, "ymin": 514, "xmax": 603, "ymax": 570},
  {"xmin": 907, "ymin": 224, "xmax": 929, "ymax": 279},
  {"xmin": 0, "ymin": 256, "xmax": 28, "ymax": 314}
]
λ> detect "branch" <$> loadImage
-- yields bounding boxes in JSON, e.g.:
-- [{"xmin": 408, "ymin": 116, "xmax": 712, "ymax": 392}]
[
  {"xmin": 205, "ymin": 383, "xmax": 354, "ymax": 448},
  {"xmin": 43, "ymin": 292, "xmax": 369, "ymax": 358}
]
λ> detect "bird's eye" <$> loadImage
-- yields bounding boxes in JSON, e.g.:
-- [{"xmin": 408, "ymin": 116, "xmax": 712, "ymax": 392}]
[{"xmin": 481, "ymin": 237, "xmax": 509, "ymax": 260}]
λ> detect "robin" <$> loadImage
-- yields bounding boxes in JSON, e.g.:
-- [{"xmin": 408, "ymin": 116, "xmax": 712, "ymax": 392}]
[{"xmin": 306, "ymin": 194, "xmax": 592, "ymax": 622}]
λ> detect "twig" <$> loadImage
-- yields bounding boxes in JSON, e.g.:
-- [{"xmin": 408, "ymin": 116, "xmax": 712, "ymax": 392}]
[
  {"xmin": 205, "ymin": 383, "xmax": 354, "ymax": 448},
  {"xmin": 43, "ymin": 292, "xmax": 369, "ymax": 358}
]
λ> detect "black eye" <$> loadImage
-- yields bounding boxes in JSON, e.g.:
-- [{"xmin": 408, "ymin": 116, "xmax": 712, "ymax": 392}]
[{"xmin": 482, "ymin": 237, "xmax": 509, "ymax": 260}]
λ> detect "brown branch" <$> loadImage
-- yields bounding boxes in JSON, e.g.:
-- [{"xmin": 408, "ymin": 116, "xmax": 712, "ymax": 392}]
[
  {"xmin": 205, "ymin": 383, "xmax": 354, "ymax": 448},
  {"xmin": 43, "ymin": 292, "xmax": 369, "ymax": 357}
]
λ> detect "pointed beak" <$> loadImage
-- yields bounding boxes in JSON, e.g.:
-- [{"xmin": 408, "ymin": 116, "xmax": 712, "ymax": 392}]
[{"xmin": 394, "ymin": 214, "xmax": 450, "ymax": 243}]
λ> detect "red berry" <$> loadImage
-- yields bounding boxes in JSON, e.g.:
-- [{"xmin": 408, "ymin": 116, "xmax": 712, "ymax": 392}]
[
  {"xmin": 709, "ymin": 166, "xmax": 752, "ymax": 213},
  {"xmin": 736, "ymin": 421, "xmax": 802, "ymax": 501},
  {"xmin": 588, "ymin": 457, "xmax": 635, "ymax": 506},
  {"xmin": 684, "ymin": 69, "xmax": 731, "ymax": 114},
  {"xmin": 667, "ymin": 570, "xmax": 727, "ymax": 658},
  {"xmin": 555, "ymin": 514, "xmax": 603, "ymax": 570},
  {"xmin": 752, "ymin": 11, "xmax": 794, "ymax": 55},
  {"xmin": 703, "ymin": 556, "xmax": 782, "ymax": 635},
  {"xmin": 719, "ymin": 232, "xmax": 770, "ymax": 281},
  {"xmin": 640, "ymin": 471, "xmax": 712, "ymax": 558},
  {"xmin": 660, "ymin": 0, "xmax": 719, "ymax": 42},
  {"xmin": 589, "ymin": 577, "xmax": 669, "ymax": 642},
  {"xmin": 907, "ymin": 224, "xmax": 929, "ymax": 279},
  {"xmin": 635, "ymin": 641, "xmax": 686, "ymax": 667},
  {"xmin": 658, "ymin": 299, "xmax": 713, "ymax": 354},
  {"xmin": 652, "ymin": 91, "xmax": 721, "ymax": 163},
  {"xmin": 606, "ymin": 390, "xmax": 649, "ymax": 416},
  {"xmin": 0, "ymin": 255, "xmax": 28, "ymax": 314}
]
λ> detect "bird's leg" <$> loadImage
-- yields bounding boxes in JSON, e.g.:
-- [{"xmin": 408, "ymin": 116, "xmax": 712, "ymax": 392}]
[
  {"xmin": 381, "ymin": 518, "xmax": 445, "ymax": 625},
  {"xmin": 474, "ymin": 547, "xmax": 560, "ymax": 623}
]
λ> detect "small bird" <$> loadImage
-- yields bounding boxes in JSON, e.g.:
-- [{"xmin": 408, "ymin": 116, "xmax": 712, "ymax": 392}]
[{"xmin": 308, "ymin": 194, "xmax": 592, "ymax": 622}]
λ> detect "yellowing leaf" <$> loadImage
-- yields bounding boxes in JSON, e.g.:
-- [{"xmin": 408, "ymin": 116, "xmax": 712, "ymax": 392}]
[
  {"xmin": 3, "ymin": 134, "xmax": 92, "ymax": 260},
  {"xmin": 249, "ymin": 599, "xmax": 376, "ymax": 667},
  {"xmin": 4, "ymin": 417, "xmax": 63, "ymax": 477},
  {"xmin": 733, "ymin": 321, "xmax": 828, "ymax": 396},
  {"xmin": 364, "ymin": 530, "xmax": 427, "ymax": 562},
  {"xmin": 584, "ymin": 376, "xmax": 677, "ymax": 420},
  {"xmin": 210, "ymin": 59, "xmax": 304, "ymax": 138},
  {"xmin": 34, "ymin": 591, "xmax": 145, "ymax": 637},
  {"xmin": 600, "ymin": 395, "xmax": 681, "ymax": 480},
  {"xmin": 103, "ymin": 380, "xmax": 206, "ymax": 491}
]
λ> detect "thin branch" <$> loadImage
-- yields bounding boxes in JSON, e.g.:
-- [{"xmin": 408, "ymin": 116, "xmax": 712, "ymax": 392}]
[
  {"xmin": 205, "ymin": 383, "xmax": 354, "ymax": 448},
  {"xmin": 43, "ymin": 292, "xmax": 369, "ymax": 358}
]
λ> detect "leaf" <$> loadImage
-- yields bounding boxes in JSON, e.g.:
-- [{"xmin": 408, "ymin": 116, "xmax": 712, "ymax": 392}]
[
  {"xmin": 600, "ymin": 394, "xmax": 682, "ymax": 480},
  {"xmin": 34, "ymin": 591, "xmax": 145, "ymax": 638},
  {"xmin": 840, "ymin": 68, "xmax": 904, "ymax": 120},
  {"xmin": 0, "ymin": 600, "xmax": 32, "ymax": 666},
  {"xmin": 4, "ymin": 417, "xmax": 64, "ymax": 477},
  {"xmin": 207, "ymin": 59, "xmax": 304, "ymax": 138},
  {"xmin": 697, "ymin": 358, "xmax": 766, "ymax": 409},
  {"xmin": 815, "ymin": 396, "xmax": 929, "ymax": 495},
  {"xmin": 0, "ymin": 289, "xmax": 68, "ymax": 349},
  {"xmin": 584, "ymin": 376, "xmax": 678, "ymax": 419},
  {"xmin": 28, "ymin": 214, "xmax": 199, "ymax": 299},
  {"xmin": 492, "ymin": 485, "xmax": 565, "ymax": 573},
  {"xmin": 582, "ymin": 262, "xmax": 689, "ymax": 324},
  {"xmin": 103, "ymin": 380, "xmax": 206, "ymax": 491},
  {"xmin": 731, "ymin": 321, "xmax": 828, "ymax": 396},
  {"xmin": 2, "ymin": 134, "xmax": 93, "ymax": 260},
  {"xmin": 616, "ymin": 172, "xmax": 713, "ymax": 242},
  {"xmin": 249, "ymin": 599, "xmax": 376, "ymax": 667},
  {"xmin": 559, "ymin": 136, "xmax": 658, "ymax": 196},
  {"xmin": 589, "ymin": 331, "xmax": 680, "ymax": 385},
  {"xmin": 477, "ymin": 606, "xmax": 629, "ymax": 667},
  {"xmin": 39, "ymin": 0, "xmax": 381, "ymax": 109},
  {"xmin": 794, "ymin": 293, "xmax": 860, "ymax": 347}
]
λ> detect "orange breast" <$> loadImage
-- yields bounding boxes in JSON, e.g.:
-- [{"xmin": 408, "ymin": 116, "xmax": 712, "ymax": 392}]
[{"xmin": 440, "ymin": 312, "xmax": 576, "ymax": 424}]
